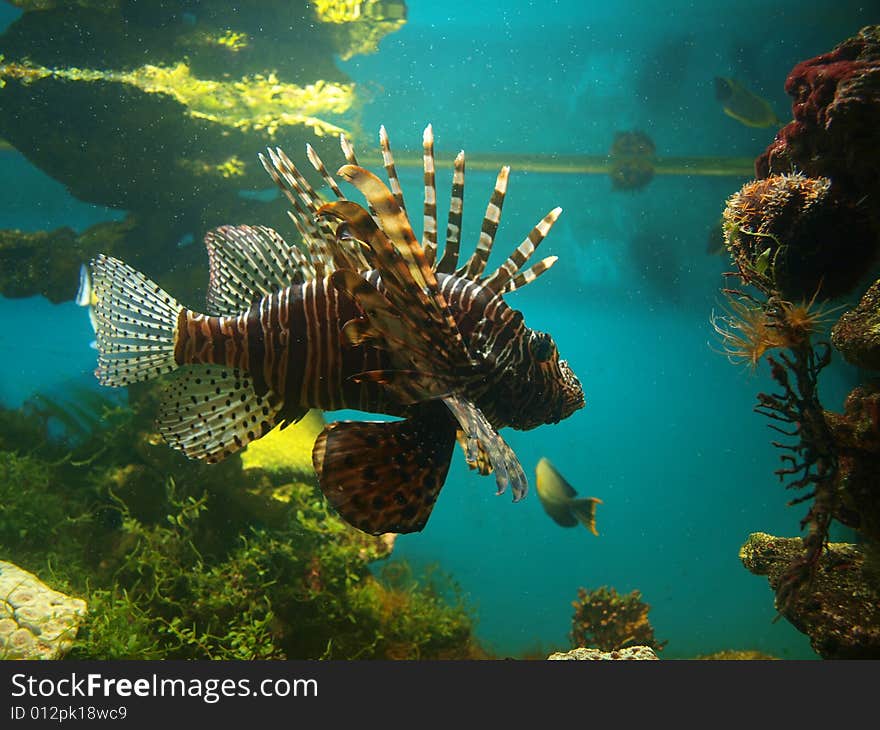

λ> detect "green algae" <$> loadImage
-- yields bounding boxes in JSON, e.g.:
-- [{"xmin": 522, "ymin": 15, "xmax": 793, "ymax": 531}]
[{"xmin": 0, "ymin": 392, "xmax": 482, "ymax": 660}]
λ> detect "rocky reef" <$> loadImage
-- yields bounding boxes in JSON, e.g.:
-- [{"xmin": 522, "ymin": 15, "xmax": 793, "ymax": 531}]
[
  {"xmin": 740, "ymin": 533, "xmax": 880, "ymax": 659},
  {"xmin": 754, "ymin": 25, "xmax": 880, "ymax": 295},
  {"xmin": 715, "ymin": 27, "xmax": 880, "ymax": 657},
  {"xmin": 0, "ymin": 0, "xmax": 407, "ymax": 305},
  {"xmin": 0, "ymin": 384, "xmax": 482, "ymax": 660},
  {"xmin": 548, "ymin": 646, "xmax": 659, "ymax": 660},
  {"xmin": 0, "ymin": 561, "xmax": 87, "ymax": 659}
]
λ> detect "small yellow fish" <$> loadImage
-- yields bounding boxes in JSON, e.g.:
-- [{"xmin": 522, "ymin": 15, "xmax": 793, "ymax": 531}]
[
  {"xmin": 714, "ymin": 77, "xmax": 781, "ymax": 128},
  {"xmin": 535, "ymin": 457, "xmax": 602, "ymax": 536}
]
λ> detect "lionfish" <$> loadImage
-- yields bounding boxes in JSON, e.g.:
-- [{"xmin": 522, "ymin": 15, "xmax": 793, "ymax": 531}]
[{"xmin": 88, "ymin": 125, "xmax": 584, "ymax": 535}]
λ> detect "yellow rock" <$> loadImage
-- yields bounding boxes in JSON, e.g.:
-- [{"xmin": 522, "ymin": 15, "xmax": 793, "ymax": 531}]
[{"xmin": 241, "ymin": 410, "xmax": 325, "ymax": 479}]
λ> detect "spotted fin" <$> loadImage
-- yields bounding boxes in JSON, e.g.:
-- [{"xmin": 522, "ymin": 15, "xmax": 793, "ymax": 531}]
[
  {"xmin": 456, "ymin": 430, "xmax": 493, "ymax": 475},
  {"xmin": 89, "ymin": 254, "xmax": 183, "ymax": 387},
  {"xmin": 312, "ymin": 402, "xmax": 458, "ymax": 535},
  {"xmin": 204, "ymin": 225, "xmax": 312, "ymax": 316},
  {"xmin": 157, "ymin": 364, "xmax": 288, "ymax": 463}
]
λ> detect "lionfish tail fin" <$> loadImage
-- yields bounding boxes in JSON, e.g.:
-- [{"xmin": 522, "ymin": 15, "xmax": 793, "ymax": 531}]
[
  {"xmin": 89, "ymin": 254, "xmax": 183, "ymax": 387},
  {"xmin": 312, "ymin": 403, "xmax": 457, "ymax": 535},
  {"xmin": 571, "ymin": 497, "xmax": 603, "ymax": 536}
]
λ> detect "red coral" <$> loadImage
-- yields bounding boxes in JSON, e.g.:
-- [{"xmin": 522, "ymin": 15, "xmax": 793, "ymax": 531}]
[{"xmin": 756, "ymin": 26, "xmax": 880, "ymax": 204}]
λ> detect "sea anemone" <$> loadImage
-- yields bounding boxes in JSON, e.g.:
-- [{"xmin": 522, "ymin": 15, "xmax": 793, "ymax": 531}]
[
  {"xmin": 712, "ymin": 290, "xmax": 838, "ymax": 370},
  {"xmin": 711, "ymin": 296, "xmax": 787, "ymax": 370}
]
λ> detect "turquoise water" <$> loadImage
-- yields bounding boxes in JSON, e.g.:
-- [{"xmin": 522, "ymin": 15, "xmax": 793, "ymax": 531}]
[{"xmin": 0, "ymin": 0, "xmax": 873, "ymax": 658}]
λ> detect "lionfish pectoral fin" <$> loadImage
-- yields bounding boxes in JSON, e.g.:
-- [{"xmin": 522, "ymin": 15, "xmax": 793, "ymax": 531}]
[
  {"xmin": 157, "ymin": 364, "xmax": 288, "ymax": 463},
  {"xmin": 330, "ymin": 270, "xmax": 418, "ymax": 352},
  {"xmin": 442, "ymin": 395, "xmax": 527, "ymax": 501},
  {"xmin": 455, "ymin": 430, "xmax": 494, "ymax": 475},
  {"xmin": 311, "ymin": 402, "xmax": 458, "ymax": 535},
  {"xmin": 570, "ymin": 497, "xmax": 603, "ymax": 537},
  {"xmin": 325, "ymin": 171, "xmax": 474, "ymax": 378},
  {"xmin": 330, "ymin": 270, "xmax": 468, "ymax": 398}
]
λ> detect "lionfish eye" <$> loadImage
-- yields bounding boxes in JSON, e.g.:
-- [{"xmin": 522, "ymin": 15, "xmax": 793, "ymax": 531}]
[
  {"xmin": 336, "ymin": 222, "xmax": 355, "ymax": 242},
  {"xmin": 531, "ymin": 332, "xmax": 554, "ymax": 362}
]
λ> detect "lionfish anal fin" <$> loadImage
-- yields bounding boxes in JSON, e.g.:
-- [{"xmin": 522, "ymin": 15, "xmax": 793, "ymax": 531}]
[
  {"xmin": 312, "ymin": 402, "xmax": 458, "ymax": 535},
  {"xmin": 157, "ymin": 364, "xmax": 294, "ymax": 463}
]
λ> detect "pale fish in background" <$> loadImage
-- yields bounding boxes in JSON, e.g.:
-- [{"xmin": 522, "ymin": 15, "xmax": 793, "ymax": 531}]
[
  {"xmin": 75, "ymin": 263, "xmax": 98, "ymax": 350},
  {"xmin": 535, "ymin": 457, "xmax": 602, "ymax": 535},
  {"xmin": 713, "ymin": 77, "xmax": 781, "ymax": 128}
]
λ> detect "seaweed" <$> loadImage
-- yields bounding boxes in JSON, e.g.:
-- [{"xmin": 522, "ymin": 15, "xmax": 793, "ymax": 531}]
[{"xmin": 0, "ymin": 385, "xmax": 483, "ymax": 660}]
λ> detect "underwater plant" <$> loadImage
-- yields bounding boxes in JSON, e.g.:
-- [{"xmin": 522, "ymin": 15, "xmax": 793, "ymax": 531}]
[
  {"xmin": 712, "ymin": 192, "xmax": 837, "ymax": 603},
  {"xmin": 0, "ymin": 384, "xmax": 483, "ymax": 660},
  {"xmin": 569, "ymin": 586, "xmax": 666, "ymax": 653}
]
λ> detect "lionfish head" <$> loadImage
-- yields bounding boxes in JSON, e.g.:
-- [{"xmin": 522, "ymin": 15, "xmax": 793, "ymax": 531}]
[{"xmin": 496, "ymin": 328, "xmax": 584, "ymax": 431}]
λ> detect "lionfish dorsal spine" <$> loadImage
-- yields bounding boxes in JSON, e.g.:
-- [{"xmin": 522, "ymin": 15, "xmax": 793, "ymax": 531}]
[
  {"xmin": 435, "ymin": 149, "xmax": 465, "ymax": 274},
  {"xmin": 379, "ymin": 125, "xmax": 406, "ymax": 212},
  {"xmin": 422, "ymin": 123, "xmax": 438, "ymax": 267},
  {"xmin": 461, "ymin": 165, "xmax": 510, "ymax": 280},
  {"xmin": 482, "ymin": 206, "xmax": 562, "ymax": 293},
  {"xmin": 306, "ymin": 142, "xmax": 346, "ymax": 200},
  {"xmin": 504, "ymin": 255, "xmax": 559, "ymax": 293}
]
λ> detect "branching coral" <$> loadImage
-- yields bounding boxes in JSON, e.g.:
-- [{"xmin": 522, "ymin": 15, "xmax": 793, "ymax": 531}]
[{"xmin": 569, "ymin": 586, "xmax": 666, "ymax": 653}]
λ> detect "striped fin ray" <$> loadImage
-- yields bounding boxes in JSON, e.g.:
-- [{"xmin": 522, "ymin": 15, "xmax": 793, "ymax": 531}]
[
  {"xmin": 460, "ymin": 166, "xmax": 510, "ymax": 280},
  {"xmin": 157, "ymin": 365, "xmax": 284, "ymax": 463},
  {"xmin": 89, "ymin": 254, "xmax": 182, "ymax": 387},
  {"xmin": 340, "ymin": 133, "xmax": 359, "ymax": 166},
  {"xmin": 259, "ymin": 149, "xmax": 323, "ymax": 250},
  {"xmin": 321, "ymin": 170, "xmax": 472, "ymax": 371},
  {"xmin": 337, "ymin": 133, "xmax": 380, "ymax": 222},
  {"xmin": 483, "ymin": 207, "xmax": 562, "ymax": 293},
  {"xmin": 443, "ymin": 394, "xmax": 527, "ymax": 501},
  {"xmin": 306, "ymin": 143, "xmax": 346, "ymax": 200},
  {"xmin": 304, "ymin": 142, "xmax": 373, "ymax": 272},
  {"xmin": 421, "ymin": 124, "xmax": 438, "ymax": 267},
  {"xmin": 379, "ymin": 125, "xmax": 406, "ymax": 212},
  {"xmin": 320, "ymin": 199, "xmax": 472, "ymax": 394},
  {"xmin": 503, "ymin": 255, "xmax": 558, "ymax": 294},
  {"xmin": 435, "ymin": 150, "xmax": 465, "ymax": 274},
  {"xmin": 259, "ymin": 147, "xmax": 336, "ymax": 276},
  {"xmin": 204, "ymin": 225, "xmax": 311, "ymax": 315}
]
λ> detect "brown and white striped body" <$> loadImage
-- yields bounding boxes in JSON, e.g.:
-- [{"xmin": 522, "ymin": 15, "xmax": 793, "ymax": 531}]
[
  {"xmin": 170, "ymin": 269, "xmax": 576, "ymax": 432},
  {"xmin": 88, "ymin": 125, "xmax": 585, "ymax": 535}
]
